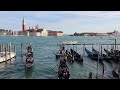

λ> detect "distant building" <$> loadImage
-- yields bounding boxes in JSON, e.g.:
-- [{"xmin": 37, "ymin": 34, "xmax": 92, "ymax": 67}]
[
  {"xmin": 48, "ymin": 30, "xmax": 64, "ymax": 36},
  {"xmin": 0, "ymin": 32, "xmax": 7, "ymax": 35},
  {"xmin": 17, "ymin": 17, "xmax": 63, "ymax": 36},
  {"xmin": 26, "ymin": 28, "xmax": 48, "ymax": 36},
  {"xmin": 106, "ymin": 30, "xmax": 120, "ymax": 36},
  {"xmin": 22, "ymin": 17, "xmax": 26, "ymax": 32}
]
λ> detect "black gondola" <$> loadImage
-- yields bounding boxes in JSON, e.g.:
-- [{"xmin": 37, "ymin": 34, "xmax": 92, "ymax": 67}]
[
  {"xmin": 25, "ymin": 44, "xmax": 34, "ymax": 68},
  {"xmin": 70, "ymin": 49, "xmax": 83, "ymax": 62},
  {"xmin": 112, "ymin": 67, "xmax": 120, "ymax": 79},
  {"xmin": 92, "ymin": 48, "xmax": 111, "ymax": 63},
  {"xmin": 104, "ymin": 48, "xmax": 120, "ymax": 62},
  {"xmin": 57, "ymin": 59, "xmax": 70, "ymax": 79}
]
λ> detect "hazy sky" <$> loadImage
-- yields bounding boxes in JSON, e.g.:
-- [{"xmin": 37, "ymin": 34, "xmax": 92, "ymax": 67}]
[{"xmin": 0, "ymin": 11, "xmax": 120, "ymax": 34}]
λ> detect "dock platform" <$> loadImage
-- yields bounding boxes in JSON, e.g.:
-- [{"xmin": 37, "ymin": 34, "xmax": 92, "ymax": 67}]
[{"xmin": 0, "ymin": 52, "xmax": 16, "ymax": 63}]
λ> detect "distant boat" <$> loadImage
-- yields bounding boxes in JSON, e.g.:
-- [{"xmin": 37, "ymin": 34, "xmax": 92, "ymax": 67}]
[{"xmin": 62, "ymin": 41, "xmax": 78, "ymax": 45}]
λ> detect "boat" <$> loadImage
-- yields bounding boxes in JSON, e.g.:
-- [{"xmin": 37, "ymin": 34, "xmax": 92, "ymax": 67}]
[
  {"xmin": 112, "ymin": 67, "xmax": 120, "ymax": 79},
  {"xmin": 70, "ymin": 49, "xmax": 83, "ymax": 62},
  {"xmin": 85, "ymin": 48, "xmax": 103, "ymax": 62},
  {"xmin": 62, "ymin": 41, "xmax": 78, "ymax": 45},
  {"xmin": 57, "ymin": 59, "xmax": 70, "ymax": 79},
  {"xmin": 25, "ymin": 44, "xmax": 34, "ymax": 68},
  {"xmin": 104, "ymin": 48, "xmax": 113, "ymax": 56},
  {"xmin": 92, "ymin": 48, "xmax": 111, "ymax": 63},
  {"xmin": 25, "ymin": 53, "xmax": 34, "ymax": 68},
  {"xmin": 104, "ymin": 48, "xmax": 120, "ymax": 62}
]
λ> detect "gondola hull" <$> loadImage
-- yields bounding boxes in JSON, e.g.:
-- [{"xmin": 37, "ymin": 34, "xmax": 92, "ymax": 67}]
[
  {"xmin": 112, "ymin": 68, "xmax": 120, "ymax": 78},
  {"xmin": 85, "ymin": 48, "xmax": 103, "ymax": 62},
  {"xmin": 70, "ymin": 49, "xmax": 83, "ymax": 62}
]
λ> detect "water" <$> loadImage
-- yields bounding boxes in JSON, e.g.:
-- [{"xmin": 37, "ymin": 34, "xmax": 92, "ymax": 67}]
[{"xmin": 0, "ymin": 36, "xmax": 120, "ymax": 79}]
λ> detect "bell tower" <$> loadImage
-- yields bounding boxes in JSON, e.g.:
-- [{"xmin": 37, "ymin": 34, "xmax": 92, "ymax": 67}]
[{"xmin": 22, "ymin": 17, "xmax": 26, "ymax": 31}]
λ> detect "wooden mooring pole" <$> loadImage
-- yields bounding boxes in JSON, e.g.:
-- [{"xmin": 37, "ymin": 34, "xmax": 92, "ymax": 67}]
[
  {"xmin": 2, "ymin": 43, "xmax": 4, "ymax": 52},
  {"xmin": 83, "ymin": 43, "xmax": 85, "ymax": 56},
  {"xmin": 9, "ymin": 42, "xmax": 11, "ymax": 61},
  {"xmin": 117, "ymin": 45, "xmax": 118, "ymax": 50},
  {"xmin": 5, "ymin": 46, "xmax": 7, "ymax": 63},
  {"xmin": 6, "ymin": 44, "xmax": 8, "ymax": 52},
  {"xmin": 115, "ymin": 39, "xmax": 116, "ymax": 50},
  {"xmin": 76, "ymin": 43, "xmax": 77, "ymax": 53},
  {"xmin": 102, "ymin": 63, "xmax": 105, "ymax": 79},
  {"xmin": 92, "ymin": 43, "xmax": 93, "ymax": 52},
  {"xmin": 96, "ymin": 44, "xmax": 100, "ymax": 79},
  {"xmin": 101, "ymin": 45, "xmax": 102, "ymax": 57},
  {"xmin": 73, "ymin": 45, "xmax": 74, "ymax": 61},
  {"xmin": 14, "ymin": 45, "xmax": 16, "ymax": 53},
  {"xmin": 107, "ymin": 45, "xmax": 108, "ymax": 51},
  {"xmin": 0, "ymin": 44, "xmax": 1, "ymax": 52}
]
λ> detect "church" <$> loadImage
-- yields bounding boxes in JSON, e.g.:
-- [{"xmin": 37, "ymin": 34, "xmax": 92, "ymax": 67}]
[{"xmin": 17, "ymin": 17, "xmax": 48, "ymax": 36}]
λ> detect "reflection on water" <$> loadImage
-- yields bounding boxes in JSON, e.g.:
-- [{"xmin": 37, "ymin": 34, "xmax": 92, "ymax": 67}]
[{"xmin": 24, "ymin": 66, "xmax": 34, "ymax": 78}]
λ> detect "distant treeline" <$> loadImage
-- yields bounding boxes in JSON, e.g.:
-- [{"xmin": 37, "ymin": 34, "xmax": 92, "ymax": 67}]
[{"xmin": 0, "ymin": 29, "xmax": 12, "ymax": 32}]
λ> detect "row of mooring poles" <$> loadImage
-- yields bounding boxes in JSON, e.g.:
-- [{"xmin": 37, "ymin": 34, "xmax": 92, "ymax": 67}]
[
  {"xmin": 83, "ymin": 43, "xmax": 85, "ymax": 57},
  {"xmin": 96, "ymin": 43, "xmax": 100, "ymax": 79},
  {"xmin": 72, "ymin": 45, "xmax": 74, "ymax": 62}
]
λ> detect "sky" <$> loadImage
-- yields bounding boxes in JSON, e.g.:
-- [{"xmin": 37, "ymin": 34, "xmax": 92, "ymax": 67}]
[{"xmin": 0, "ymin": 11, "xmax": 120, "ymax": 34}]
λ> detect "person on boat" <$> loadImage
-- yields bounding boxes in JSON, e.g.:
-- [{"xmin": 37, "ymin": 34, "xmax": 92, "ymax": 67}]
[
  {"xmin": 27, "ymin": 43, "xmax": 33, "ymax": 53},
  {"xmin": 27, "ymin": 43, "xmax": 33, "ymax": 57}
]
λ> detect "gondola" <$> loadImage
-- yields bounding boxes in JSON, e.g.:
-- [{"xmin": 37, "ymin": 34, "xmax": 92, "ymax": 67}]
[
  {"xmin": 104, "ymin": 49, "xmax": 112, "ymax": 56},
  {"xmin": 25, "ymin": 52, "xmax": 34, "ymax": 68},
  {"xmin": 104, "ymin": 48, "xmax": 120, "ymax": 62},
  {"xmin": 57, "ymin": 59, "xmax": 70, "ymax": 79},
  {"xmin": 70, "ymin": 49, "xmax": 83, "ymax": 62},
  {"xmin": 92, "ymin": 48, "xmax": 112, "ymax": 63},
  {"xmin": 25, "ymin": 44, "xmax": 34, "ymax": 68},
  {"xmin": 112, "ymin": 67, "xmax": 120, "ymax": 79},
  {"xmin": 85, "ymin": 48, "xmax": 103, "ymax": 62}
]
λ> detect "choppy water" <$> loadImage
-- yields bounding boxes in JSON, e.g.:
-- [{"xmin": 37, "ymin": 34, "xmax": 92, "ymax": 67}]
[{"xmin": 0, "ymin": 36, "xmax": 120, "ymax": 79}]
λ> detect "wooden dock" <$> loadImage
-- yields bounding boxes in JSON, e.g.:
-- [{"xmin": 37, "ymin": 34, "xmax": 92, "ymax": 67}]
[
  {"xmin": 0, "ymin": 52, "xmax": 16, "ymax": 63},
  {"xmin": 0, "ymin": 42, "xmax": 16, "ymax": 63}
]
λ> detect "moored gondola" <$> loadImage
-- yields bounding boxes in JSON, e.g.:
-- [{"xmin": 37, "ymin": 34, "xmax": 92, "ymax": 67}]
[
  {"xmin": 92, "ymin": 48, "xmax": 111, "ymax": 63},
  {"xmin": 57, "ymin": 59, "xmax": 70, "ymax": 79},
  {"xmin": 112, "ymin": 67, "xmax": 120, "ymax": 79},
  {"xmin": 85, "ymin": 48, "xmax": 103, "ymax": 62},
  {"xmin": 104, "ymin": 48, "xmax": 120, "ymax": 62},
  {"xmin": 70, "ymin": 49, "xmax": 83, "ymax": 62}
]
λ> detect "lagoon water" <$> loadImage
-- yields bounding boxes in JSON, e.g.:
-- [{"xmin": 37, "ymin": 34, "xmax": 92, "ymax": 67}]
[{"xmin": 0, "ymin": 36, "xmax": 120, "ymax": 79}]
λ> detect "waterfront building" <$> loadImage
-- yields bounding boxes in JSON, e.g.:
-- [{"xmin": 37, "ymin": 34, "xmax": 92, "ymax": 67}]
[{"xmin": 48, "ymin": 30, "xmax": 64, "ymax": 36}]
